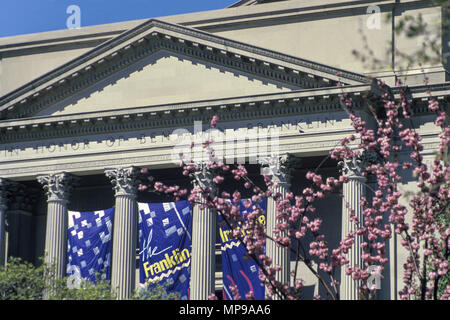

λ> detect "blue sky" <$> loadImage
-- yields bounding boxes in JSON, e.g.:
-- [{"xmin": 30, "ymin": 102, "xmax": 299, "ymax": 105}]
[{"xmin": 0, "ymin": 0, "xmax": 237, "ymax": 38}]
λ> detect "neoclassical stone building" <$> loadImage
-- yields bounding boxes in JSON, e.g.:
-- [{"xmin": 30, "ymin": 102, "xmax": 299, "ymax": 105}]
[{"xmin": 0, "ymin": 0, "xmax": 447, "ymax": 299}]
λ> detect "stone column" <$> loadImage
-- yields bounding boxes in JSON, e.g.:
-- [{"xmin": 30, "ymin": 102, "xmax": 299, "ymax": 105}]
[
  {"xmin": 37, "ymin": 172, "xmax": 75, "ymax": 279},
  {"xmin": 7, "ymin": 183, "xmax": 38, "ymax": 262},
  {"xmin": 105, "ymin": 166, "xmax": 139, "ymax": 300},
  {"xmin": 190, "ymin": 164, "xmax": 216, "ymax": 300},
  {"xmin": 338, "ymin": 155, "xmax": 368, "ymax": 300},
  {"xmin": 261, "ymin": 155, "xmax": 296, "ymax": 299},
  {"xmin": 0, "ymin": 178, "xmax": 9, "ymax": 268}
]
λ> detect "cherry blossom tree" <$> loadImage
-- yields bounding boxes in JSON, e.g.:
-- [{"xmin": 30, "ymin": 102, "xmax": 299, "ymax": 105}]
[
  {"xmin": 137, "ymin": 4, "xmax": 449, "ymax": 299},
  {"xmin": 138, "ymin": 81, "xmax": 449, "ymax": 299}
]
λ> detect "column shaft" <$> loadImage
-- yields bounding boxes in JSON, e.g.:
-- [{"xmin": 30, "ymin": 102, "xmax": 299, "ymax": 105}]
[
  {"xmin": 44, "ymin": 200, "xmax": 68, "ymax": 277},
  {"xmin": 340, "ymin": 176, "xmax": 366, "ymax": 300},
  {"xmin": 111, "ymin": 195, "xmax": 138, "ymax": 299},
  {"xmin": 266, "ymin": 183, "xmax": 290, "ymax": 298},
  {"xmin": 0, "ymin": 206, "xmax": 5, "ymax": 268},
  {"xmin": 0, "ymin": 179, "xmax": 8, "ymax": 268},
  {"xmin": 190, "ymin": 203, "xmax": 216, "ymax": 299}
]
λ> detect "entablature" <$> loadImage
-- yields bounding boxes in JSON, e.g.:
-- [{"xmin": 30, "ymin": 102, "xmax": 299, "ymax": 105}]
[{"xmin": 0, "ymin": 85, "xmax": 372, "ymax": 143}]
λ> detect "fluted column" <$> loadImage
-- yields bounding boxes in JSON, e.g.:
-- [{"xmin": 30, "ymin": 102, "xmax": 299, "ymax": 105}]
[
  {"xmin": 266, "ymin": 183, "xmax": 290, "ymax": 294},
  {"xmin": 105, "ymin": 166, "xmax": 139, "ymax": 300},
  {"xmin": 37, "ymin": 172, "xmax": 75, "ymax": 279},
  {"xmin": 339, "ymin": 155, "xmax": 368, "ymax": 300},
  {"xmin": 261, "ymin": 155, "xmax": 297, "ymax": 299},
  {"xmin": 0, "ymin": 178, "xmax": 9, "ymax": 268},
  {"xmin": 190, "ymin": 164, "xmax": 216, "ymax": 300}
]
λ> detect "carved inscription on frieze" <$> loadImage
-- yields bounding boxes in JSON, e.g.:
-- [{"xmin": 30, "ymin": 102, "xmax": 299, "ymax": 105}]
[{"xmin": 0, "ymin": 115, "xmax": 343, "ymax": 159}]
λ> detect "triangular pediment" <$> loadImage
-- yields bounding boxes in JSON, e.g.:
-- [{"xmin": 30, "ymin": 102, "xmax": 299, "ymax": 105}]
[
  {"xmin": 37, "ymin": 50, "xmax": 297, "ymax": 116},
  {"xmin": 0, "ymin": 19, "xmax": 368, "ymax": 120}
]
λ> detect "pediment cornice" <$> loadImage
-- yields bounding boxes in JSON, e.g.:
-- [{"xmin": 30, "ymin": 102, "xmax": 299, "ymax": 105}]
[{"xmin": 0, "ymin": 19, "xmax": 369, "ymax": 120}]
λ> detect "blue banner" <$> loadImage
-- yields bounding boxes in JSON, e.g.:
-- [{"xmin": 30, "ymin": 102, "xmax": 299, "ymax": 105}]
[
  {"xmin": 138, "ymin": 201, "xmax": 192, "ymax": 300},
  {"xmin": 66, "ymin": 208, "xmax": 114, "ymax": 287},
  {"xmin": 218, "ymin": 198, "xmax": 266, "ymax": 300}
]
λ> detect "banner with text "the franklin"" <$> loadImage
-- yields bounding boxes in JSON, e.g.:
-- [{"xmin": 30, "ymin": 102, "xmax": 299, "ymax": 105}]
[{"xmin": 138, "ymin": 201, "xmax": 192, "ymax": 300}]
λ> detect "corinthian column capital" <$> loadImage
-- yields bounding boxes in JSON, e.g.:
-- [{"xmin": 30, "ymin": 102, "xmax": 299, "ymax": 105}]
[
  {"xmin": 190, "ymin": 163, "xmax": 214, "ymax": 191},
  {"xmin": 37, "ymin": 172, "xmax": 75, "ymax": 203},
  {"xmin": 338, "ymin": 150, "xmax": 379, "ymax": 179},
  {"xmin": 260, "ymin": 153, "xmax": 301, "ymax": 188},
  {"xmin": 105, "ymin": 166, "xmax": 140, "ymax": 197}
]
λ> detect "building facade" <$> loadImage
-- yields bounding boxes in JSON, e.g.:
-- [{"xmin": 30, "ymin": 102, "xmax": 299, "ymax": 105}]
[{"xmin": 0, "ymin": 0, "xmax": 448, "ymax": 299}]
